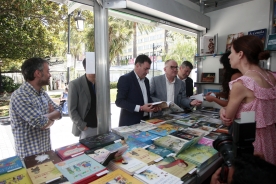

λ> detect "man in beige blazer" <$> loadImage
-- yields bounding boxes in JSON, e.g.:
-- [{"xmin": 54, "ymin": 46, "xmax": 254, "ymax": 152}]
[{"xmin": 68, "ymin": 59, "xmax": 97, "ymax": 139}]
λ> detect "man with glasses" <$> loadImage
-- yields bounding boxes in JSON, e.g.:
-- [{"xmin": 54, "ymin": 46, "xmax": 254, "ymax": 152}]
[
  {"xmin": 116, "ymin": 55, "xmax": 160, "ymax": 126},
  {"xmin": 150, "ymin": 59, "xmax": 201, "ymax": 110},
  {"xmin": 177, "ymin": 61, "xmax": 194, "ymax": 97}
]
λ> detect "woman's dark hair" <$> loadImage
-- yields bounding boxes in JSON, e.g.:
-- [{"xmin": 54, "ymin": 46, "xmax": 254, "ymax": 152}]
[
  {"xmin": 220, "ymin": 52, "xmax": 240, "ymax": 98},
  {"xmin": 21, "ymin": 58, "xmax": 48, "ymax": 81},
  {"xmin": 232, "ymin": 35, "xmax": 270, "ymax": 65}
]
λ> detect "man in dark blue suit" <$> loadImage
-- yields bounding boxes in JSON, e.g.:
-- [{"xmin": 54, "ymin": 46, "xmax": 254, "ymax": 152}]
[{"xmin": 116, "ymin": 55, "xmax": 158, "ymax": 126}]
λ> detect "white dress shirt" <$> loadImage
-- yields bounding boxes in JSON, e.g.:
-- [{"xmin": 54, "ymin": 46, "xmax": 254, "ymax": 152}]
[
  {"xmin": 134, "ymin": 71, "xmax": 148, "ymax": 116},
  {"xmin": 165, "ymin": 76, "xmax": 175, "ymax": 103}
]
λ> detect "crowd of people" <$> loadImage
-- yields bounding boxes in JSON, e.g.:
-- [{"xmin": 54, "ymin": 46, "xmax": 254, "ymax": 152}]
[{"xmin": 8, "ymin": 35, "xmax": 276, "ymax": 183}]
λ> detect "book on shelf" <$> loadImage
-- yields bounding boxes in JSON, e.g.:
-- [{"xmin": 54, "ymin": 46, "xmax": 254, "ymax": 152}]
[
  {"xmin": 79, "ymin": 132, "xmax": 124, "ymax": 151},
  {"xmin": 90, "ymin": 169, "xmax": 144, "ymax": 184},
  {"xmin": 0, "ymin": 155, "xmax": 23, "ymax": 174},
  {"xmin": 225, "ymin": 32, "xmax": 244, "ymax": 52},
  {"xmin": 248, "ymin": 28, "xmax": 267, "ymax": 46},
  {"xmin": 200, "ymin": 35, "xmax": 216, "ymax": 55},
  {"xmin": 0, "ymin": 168, "xmax": 32, "ymax": 184},
  {"xmin": 176, "ymin": 143, "xmax": 218, "ymax": 169},
  {"xmin": 27, "ymin": 161, "xmax": 63, "ymax": 184},
  {"xmin": 124, "ymin": 137, "xmax": 151, "ymax": 152},
  {"xmin": 55, "ymin": 142, "xmax": 89, "ymax": 160},
  {"xmin": 201, "ymin": 73, "xmax": 215, "ymax": 83},
  {"xmin": 55, "ymin": 154, "xmax": 108, "ymax": 184},
  {"xmin": 127, "ymin": 131, "xmax": 160, "ymax": 145},
  {"xmin": 24, "ymin": 150, "xmax": 62, "ymax": 168},
  {"xmin": 125, "ymin": 148, "xmax": 163, "ymax": 165},
  {"xmin": 134, "ymin": 165, "xmax": 182, "ymax": 184},
  {"xmin": 148, "ymin": 123, "xmax": 181, "ymax": 137},
  {"xmin": 88, "ymin": 145, "xmax": 128, "ymax": 166},
  {"xmin": 107, "ymin": 155, "xmax": 147, "ymax": 175},
  {"xmin": 146, "ymin": 144, "xmax": 174, "ymax": 158},
  {"xmin": 155, "ymin": 156, "xmax": 196, "ymax": 180},
  {"xmin": 203, "ymin": 88, "xmax": 221, "ymax": 95},
  {"xmin": 267, "ymin": 34, "xmax": 276, "ymax": 50}
]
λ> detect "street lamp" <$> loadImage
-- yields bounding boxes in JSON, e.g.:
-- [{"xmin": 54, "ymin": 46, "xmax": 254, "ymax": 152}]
[
  {"xmin": 74, "ymin": 11, "xmax": 85, "ymax": 31},
  {"xmin": 67, "ymin": 11, "xmax": 85, "ymax": 85},
  {"xmin": 152, "ymin": 43, "xmax": 161, "ymax": 77}
]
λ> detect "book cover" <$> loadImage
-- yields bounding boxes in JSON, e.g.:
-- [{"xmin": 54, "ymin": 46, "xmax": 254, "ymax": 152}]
[
  {"xmin": 125, "ymin": 148, "xmax": 163, "ymax": 165},
  {"xmin": 175, "ymin": 119, "xmax": 197, "ymax": 126},
  {"xmin": 176, "ymin": 144, "xmax": 218, "ymax": 168},
  {"xmin": 27, "ymin": 161, "xmax": 63, "ymax": 184},
  {"xmin": 128, "ymin": 123, "xmax": 157, "ymax": 132},
  {"xmin": 267, "ymin": 34, "xmax": 276, "ymax": 50},
  {"xmin": 204, "ymin": 132, "xmax": 221, "ymax": 140},
  {"xmin": 201, "ymin": 73, "xmax": 215, "ymax": 83},
  {"xmin": 200, "ymin": 107, "xmax": 220, "ymax": 114},
  {"xmin": 0, "ymin": 155, "xmax": 23, "ymax": 174},
  {"xmin": 124, "ymin": 137, "xmax": 150, "ymax": 153},
  {"xmin": 101, "ymin": 145, "xmax": 129, "ymax": 166},
  {"xmin": 134, "ymin": 165, "xmax": 181, "ymax": 184},
  {"xmin": 187, "ymin": 113, "xmax": 209, "ymax": 121},
  {"xmin": 88, "ymin": 148, "xmax": 111, "ymax": 164},
  {"xmin": 24, "ymin": 150, "xmax": 62, "ymax": 169},
  {"xmin": 181, "ymin": 128, "xmax": 208, "ymax": 137},
  {"xmin": 225, "ymin": 32, "xmax": 244, "ymax": 52},
  {"xmin": 200, "ymin": 35, "xmax": 215, "ymax": 55},
  {"xmin": 144, "ymin": 118, "xmax": 164, "ymax": 125},
  {"xmin": 55, "ymin": 142, "xmax": 89, "ymax": 160},
  {"xmin": 79, "ymin": 132, "xmax": 124, "ymax": 150},
  {"xmin": 146, "ymin": 144, "xmax": 173, "ymax": 158},
  {"xmin": 248, "ymin": 28, "xmax": 267, "ymax": 46},
  {"xmin": 155, "ymin": 156, "xmax": 196, "ymax": 179},
  {"xmin": 170, "ymin": 131, "xmax": 198, "ymax": 140},
  {"xmin": 107, "ymin": 155, "xmax": 147, "ymax": 175},
  {"xmin": 103, "ymin": 142, "xmax": 124, "ymax": 152},
  {"xmin": 0, "ymin": 168, "xmax": 32, "ymax": 184},
  {"xmin": 151, "ymin": 101, "xmax": 169, "ymax": 109},
  {"xmin": 203, "ymin": 88, "xmax": 221, "ymax": 95},
  {"xmin": 153, "ymin": 136, "xmax": 188, "ymax": 154},
  {"xmin": 127, "ymin": 131, "xmax": 159, "ymax": 145},
  {"xmin": 148, "ymin": 123, "xmax": 180, "ymax": 137},
  {"xmin": 169, "ymin": 113, "xmax": 191, "ymax": 118},
  {"xmin": 198, "ymin": 121, "xmax": 222, "ymax": 129},
  {"xmin": 90, "ymin": 169, "xmax": 143, "ymax": 184},
  {"xmin": 55, "ymin": 154, "xmax": 107, "ymax": 184}
]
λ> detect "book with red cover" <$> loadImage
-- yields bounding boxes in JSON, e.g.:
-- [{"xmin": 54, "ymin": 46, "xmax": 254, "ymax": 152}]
[
  {"xmin": 24, "ymin": 150, "xmax": 62, "ymax": 168},
  {"xmin": 55, "ymin": 142, "xmax": 89, "ymax": 160},
  {"xmin": 55, "ymin": 154, "xmax": 108, "ymax": 184}
]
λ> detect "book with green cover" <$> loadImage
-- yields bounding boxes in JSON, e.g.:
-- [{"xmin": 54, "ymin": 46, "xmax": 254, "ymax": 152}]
[
  {"xmin": 146, "ymin": 144, "xmax": 173, "ymax": 157},
  {"xmin": 153, "ymin": 136, "xmax": 189, "ymax": 154},
  {"xmin": 155, "ymin": 156, "xmax": 196, "ymax": 179},
  {"xmin": 0, "ymin": 168, "xmax": 32, "ymax": 184},
  {"xmin": 176, "ymin": 144, "xmax": 218, "ymax": 169}
]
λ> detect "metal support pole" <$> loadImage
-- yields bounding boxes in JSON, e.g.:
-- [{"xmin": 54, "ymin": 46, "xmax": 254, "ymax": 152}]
[
  {"xmin": 153, "ymin": 43, "xmax": 155, "ymax": 77},
  {"xmin": 67, "ymin": 14, "xmax": 71, "ymax": 85},
  {"xmin": 94, "ymin": 2, "xmax": 110, "ymax": 134}
]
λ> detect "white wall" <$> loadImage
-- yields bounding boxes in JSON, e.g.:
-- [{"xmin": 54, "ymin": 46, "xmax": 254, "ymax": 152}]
[
  {"xmin": 197, "ymin": 0, "xmax": 270, "ymax": 107},
  {"xmin": 198, "ymin": 0, "xmax": 270, "ymax": 83}
]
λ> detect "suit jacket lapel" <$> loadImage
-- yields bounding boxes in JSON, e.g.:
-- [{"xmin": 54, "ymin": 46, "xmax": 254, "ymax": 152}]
[
  {"xmin": 81, "ymin": 75, "xmax": 91, "ymax": 102},
  {"xmin": 162, "ymin": 75, "xmax": 167, "ymax": 99},
  {"xmin": 174, "ymin": 78, "xmax": 181, "ymax": 102}
]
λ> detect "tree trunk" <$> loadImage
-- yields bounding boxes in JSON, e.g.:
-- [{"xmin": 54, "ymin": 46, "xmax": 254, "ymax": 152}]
[{"xmin": 165, "ymin": 30, "xmax": 169, "ymax": 53}]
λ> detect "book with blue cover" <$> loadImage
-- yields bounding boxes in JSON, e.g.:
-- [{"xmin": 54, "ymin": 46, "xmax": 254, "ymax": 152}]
[
  {"xmin": 148, "ymin": 123, "xmax": 180, "ymax": 137},
  {"xmin": 146, "ymin": 144, "xmax": 173, "ymax": 157},
  {"xmin": 55, "ymin": 154, "xmax": 108, "ymax": 184},
  {"xmin": 125, "ymin": 137, "xmax": 150, "ymax": 153},
  {"xmin": 0, "ymin": 155, "xmax": 23, "ymax": 174},
  {"xmin": 248, "ymin": 28, "xmax": 267, "ymax": 46},
  {"xmin": 128, "ymin": 131, "xmax": 160, "ymax": 144}
]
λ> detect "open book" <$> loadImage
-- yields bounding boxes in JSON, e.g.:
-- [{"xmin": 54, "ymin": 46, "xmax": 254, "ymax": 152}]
[{"xmin": 152, "ymin": 101, "xmax": 184, "ymax": 115}]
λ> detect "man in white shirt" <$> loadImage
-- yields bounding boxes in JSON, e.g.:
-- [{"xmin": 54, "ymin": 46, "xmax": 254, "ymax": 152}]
[{"xmin": 150, "ymin": 59, "xmax": 201, "ymax": 109}]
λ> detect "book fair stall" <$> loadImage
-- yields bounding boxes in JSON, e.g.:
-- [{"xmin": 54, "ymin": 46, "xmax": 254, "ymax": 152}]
[{"xmin": 0, "ymin": 107, "xmax": 225, "ymax": 184}]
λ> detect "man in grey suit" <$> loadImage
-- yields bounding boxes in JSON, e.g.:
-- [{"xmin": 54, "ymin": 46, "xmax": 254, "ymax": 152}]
[
  {"xmin": 68, "ymin": 58, "xmax": 97, "ymax": 139},
  {"xmin": 150, "ymin": 59, "xmax": 201, "ymax": 109}
]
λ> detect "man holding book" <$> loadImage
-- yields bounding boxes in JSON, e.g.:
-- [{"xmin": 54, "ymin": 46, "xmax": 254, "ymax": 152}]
[
  {"xmin": 10, "ymin": 58, "xmax": 62, "ymax": 158},
  {"xmin": 150, "ymin": 59, "xmax": 201, "ymax": 111},
  {"xmin": 116, "ymin": 55, "xmax": 160, "ymax": 126}
]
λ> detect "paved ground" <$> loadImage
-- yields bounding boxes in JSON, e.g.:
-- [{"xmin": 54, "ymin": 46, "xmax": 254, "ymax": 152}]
[{"xmin": 0, "ymin": 89, "xmax": 121, "ymax": 160}]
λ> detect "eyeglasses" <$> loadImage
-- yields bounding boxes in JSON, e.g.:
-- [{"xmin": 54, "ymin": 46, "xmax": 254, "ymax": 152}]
[{"xmin": 170, "ymin": 66, "xmax": 178, "ymax": 70}]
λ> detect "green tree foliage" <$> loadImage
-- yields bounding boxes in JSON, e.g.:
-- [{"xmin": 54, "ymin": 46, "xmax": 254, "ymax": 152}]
[
  {"xmin": 164, "ymin": 33, "xmax": 197, "ymax": 65},
  {"xmin": 0, "ymin": 0, "xmax": 67, "ymax": 65}
]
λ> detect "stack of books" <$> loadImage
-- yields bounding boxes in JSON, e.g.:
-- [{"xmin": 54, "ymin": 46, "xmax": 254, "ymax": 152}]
[
  {"xmin": 55, "ymin": 154, "xmax": 108, "ymax": 184},
  {"xmin": 55, "ymin": 142, "xmax": 89, "ymax": 160},
  {"xmin": 107, "ymin": 155, "xmax": 147, "ymax": 175}
]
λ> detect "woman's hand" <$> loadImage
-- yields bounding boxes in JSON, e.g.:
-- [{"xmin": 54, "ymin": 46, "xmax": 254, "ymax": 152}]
[
  {"xmin": 205, "ymin": 95, "xmax": 216, "ymax": 102},
  {"xmin": 220, "ymin": 107, "xmax": 232, "ymax": 126}
]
